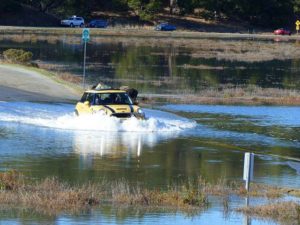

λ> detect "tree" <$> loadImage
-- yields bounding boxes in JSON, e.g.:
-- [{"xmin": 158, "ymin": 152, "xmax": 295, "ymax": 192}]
[{"xmin": 128, "ymin": 0, "xmax": 161, "ymax": 20}]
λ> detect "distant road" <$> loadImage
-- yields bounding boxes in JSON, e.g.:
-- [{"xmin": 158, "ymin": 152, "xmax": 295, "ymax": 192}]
[{"xmin": 0, "ymin": 64, "xmax": 79, "ymax": 102}]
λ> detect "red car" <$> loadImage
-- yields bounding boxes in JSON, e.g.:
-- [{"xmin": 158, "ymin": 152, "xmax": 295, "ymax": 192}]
[{"xmin": 274, "ymin": 28, "xmax": 291, "ymax": 35}]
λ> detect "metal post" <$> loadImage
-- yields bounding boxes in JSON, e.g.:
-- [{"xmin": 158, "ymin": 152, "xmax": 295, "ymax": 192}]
[
  {"xmin": 82, "ymin": 40, "xmax": 87, "ymax": 89},
  {"xmin": 243, "ymin": 152, "xmax": 254, "ymax": 191},
  {"xmin": 243, "ymin": 196, "xmax": 251, "ymax": 225}
]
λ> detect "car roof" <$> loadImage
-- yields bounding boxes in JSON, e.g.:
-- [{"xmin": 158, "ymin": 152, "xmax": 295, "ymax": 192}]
[
  {"xmin": 69, "ymin": 16, "xmax": 83, "ymax": 19},
  {"xmin": 85, "ymin": 89, "xmax": 126, "ymax": 94}
]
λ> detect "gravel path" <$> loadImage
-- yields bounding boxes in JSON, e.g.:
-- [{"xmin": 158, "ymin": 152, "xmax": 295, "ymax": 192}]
[{"xmin": 0, "ymin": 64, "xmax": 80, "ymax": 102}]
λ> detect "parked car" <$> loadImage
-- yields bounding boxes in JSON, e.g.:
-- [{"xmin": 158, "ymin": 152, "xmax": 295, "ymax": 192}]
[
  {"xmin": 274, "ymin": 28, "xmax": 291, "ymax": 35},
  {"xmin": 155, "ymin": 23, "xmax": 176, "ymax": 31},
  {"xmin": 61, "ymin": 16, "xmax": 85, "ymax": 27},
  {"xmin": 88, "ymin": 19, "xmax": 108, "ymax": 28}
]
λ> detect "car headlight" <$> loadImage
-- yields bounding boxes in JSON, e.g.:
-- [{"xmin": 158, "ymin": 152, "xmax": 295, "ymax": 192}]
[{"xmin": 137, "ymin": 108, "xmax": 144, "ymax": 115}]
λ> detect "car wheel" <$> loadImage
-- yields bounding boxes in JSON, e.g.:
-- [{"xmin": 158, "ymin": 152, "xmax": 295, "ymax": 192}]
[
  {"xmin": 80, "ymin": 23, "xmax": 84, "ymax": 27},
  {"xmin": 70, "ymin": 23, "xmax": 74, "ymax": 27}
]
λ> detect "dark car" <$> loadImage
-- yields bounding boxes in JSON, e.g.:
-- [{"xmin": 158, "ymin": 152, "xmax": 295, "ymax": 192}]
[
  {"xmin": 88, "ymin": 19, "xmax": 108, "ymax": 28},
  {"xmin": 155, "ymin": 23, "xmax": 176, "ymax": 31},
  {"xmin": 274, "ymin": 28, "xmax": 291, "ymax": 35}
]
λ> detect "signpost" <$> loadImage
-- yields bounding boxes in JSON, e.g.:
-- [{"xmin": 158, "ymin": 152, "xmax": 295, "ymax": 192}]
[
  {"xmin": 243, "ymin": 152, "xmax": 254, "ymax": 191},
  {"xmin": 82, "ymin": 28, "xmax": 90, "ymax": 88},
  {"xmin": 296, "ymin": 20, "xmax": 300, "ymax": 35}
]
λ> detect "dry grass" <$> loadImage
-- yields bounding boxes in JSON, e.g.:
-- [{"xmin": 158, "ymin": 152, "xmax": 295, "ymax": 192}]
[
  {"xmin": 0, "ymin": 171, "xmax": 209, "ymax": 215},
  {"xmin": 108, "ymin": 180, "xmax": 208, "ymax": 208},
  {"xmin": 1, "ymin": 171, "xmax": 299, "ymax": 217},
  {"xmin": 142, "ymin": 86, "xmax": 300, "ymax": 105},
  {"xmin": 192, "ymin": 178, "xmax": 289, "ymax": 198},
  {"xmin": 0, "ymin": 171, "xmax": 99, "ymax": 215},
  {"xmin": 237, "ymin": 201, "xmax": 300, "ymax": 224},
  {"xmin": 58, "ymin": 72, "xmax": 82, "ymax": 84}
]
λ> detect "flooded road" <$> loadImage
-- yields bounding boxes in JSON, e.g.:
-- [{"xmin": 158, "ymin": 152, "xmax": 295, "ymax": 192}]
[
  {"xmin": 1, "ymin": 35, "xmax": 300, "ymax": 224},
  {"xmin": 0, "ymin": 102, "xmax": 299, "ymax": 224}
]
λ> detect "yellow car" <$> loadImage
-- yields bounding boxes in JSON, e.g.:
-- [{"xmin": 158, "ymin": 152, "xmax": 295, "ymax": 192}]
[{"xmin": 75, "ymin": 88, "xmax": 145, "ymax": 119}]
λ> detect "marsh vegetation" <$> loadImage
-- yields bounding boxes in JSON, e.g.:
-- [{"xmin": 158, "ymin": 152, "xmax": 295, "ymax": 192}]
[{"xmin": 1, "ymin": 170, "xmax": 300, "ymax": 224}]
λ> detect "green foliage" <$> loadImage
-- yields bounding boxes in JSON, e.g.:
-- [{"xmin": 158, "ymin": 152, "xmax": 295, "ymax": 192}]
[
  {"xmin": 128, "ymin": 0, "xmax": 161, "ymax": 20},
  {"xmin": 128, "ymin": 0, "xmax": 142, "ymax": 11},
  {"xmin": 3, "ymin": 49, "xmax": 33, "ymax": 64}
]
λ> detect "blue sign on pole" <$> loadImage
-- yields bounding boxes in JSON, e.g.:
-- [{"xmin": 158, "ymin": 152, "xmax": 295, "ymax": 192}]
[
  {"xmin": 82, "ymin": 28, "xmax": 90, "ymax": 42},
  {"xmin": 82, "ymin": 28, "xmax": 90, "ymax": 88}
]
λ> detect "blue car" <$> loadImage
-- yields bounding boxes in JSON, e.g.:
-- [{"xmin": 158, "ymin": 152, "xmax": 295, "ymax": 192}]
[
  {"xmin": 155, "ymin": 23, "xmax": 176, "ymax": 31},
  {"xmin": 88, "ymin": 19, "xmax": 108, "ymax": 28}
]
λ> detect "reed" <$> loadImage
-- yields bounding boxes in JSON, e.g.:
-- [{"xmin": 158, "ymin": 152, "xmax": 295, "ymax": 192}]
[
  {"xmin": 142, "ymin": 86, "xmax": 300, "ymax": 105},
  {"xmin": 237, "ymin": 201, "xmax": 300, "ymax": 224},
  {"xmin": 0, "ymin": 171, "xmax": 209, "ymax": 215},
  {"xmin": 1, "ymin": 170, "xmax": 300, "ymax": 219}
]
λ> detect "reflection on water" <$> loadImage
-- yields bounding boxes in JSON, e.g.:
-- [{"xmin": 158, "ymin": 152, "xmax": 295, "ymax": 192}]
[
  {"xmin": 74, "ymin": 132, "xmax": 143, "ymax": 157},
  {"xmin": 73, "ymin": 130, "xmax": 178, "ymax": 158},
  {"xmin": 1, "ymin": 35, "xmax": 300, "ymax": 94}
]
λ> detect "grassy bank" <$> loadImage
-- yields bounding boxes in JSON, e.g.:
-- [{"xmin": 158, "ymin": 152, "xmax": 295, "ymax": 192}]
[{"xmin": 141, "ymin": 86, "xmax": 300, "ymax": 106}]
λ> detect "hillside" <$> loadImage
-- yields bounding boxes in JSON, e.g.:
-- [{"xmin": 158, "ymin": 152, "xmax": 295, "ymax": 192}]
[
  {"xmin": 0, "ymin": 2, "xmax": 269, "ymax": 33},
  {"xmin": 0, "ymin": 4, "xmax": 60, "ymax": 27}
]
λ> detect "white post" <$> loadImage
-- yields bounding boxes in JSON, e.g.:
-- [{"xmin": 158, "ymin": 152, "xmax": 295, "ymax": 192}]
[
  {"xmin": 82, "ymin": 40, "xmax": 87, "ymax": 89},
  {"xmin": 243, "ymin": 152, "xmax": 254, "ymax": 191}
]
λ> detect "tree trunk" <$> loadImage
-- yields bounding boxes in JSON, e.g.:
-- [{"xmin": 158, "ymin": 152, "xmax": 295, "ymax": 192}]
[{"xmin": 169, "ymin": 0, "xmax": 175, "ymax": 14}]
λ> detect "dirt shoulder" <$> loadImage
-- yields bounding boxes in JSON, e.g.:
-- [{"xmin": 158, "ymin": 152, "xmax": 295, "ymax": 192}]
[{"xmin": 0, "ymin": 64, "xmax": 80, "ymax": 102}]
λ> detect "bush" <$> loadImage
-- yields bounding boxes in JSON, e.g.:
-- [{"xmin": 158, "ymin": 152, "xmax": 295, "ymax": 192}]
[{"xmin": 3, "ymin": 49, "xmax": 33, "ymax": 64}]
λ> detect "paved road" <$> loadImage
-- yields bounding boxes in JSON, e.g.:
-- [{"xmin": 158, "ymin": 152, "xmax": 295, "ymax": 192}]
[{"xmin": 0, "ymin": 64, "xmax": 80, "ymax": 102}]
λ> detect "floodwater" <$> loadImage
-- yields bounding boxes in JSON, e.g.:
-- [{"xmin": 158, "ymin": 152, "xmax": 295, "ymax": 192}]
[
  {"xmin": 0, "ymin": 34, "xmax": 300, "ymax": 93},
  {"xmin": 0, "ymin": 35, "xmax": 300, "ymax": 224},
  {"xmin": 0, "ymin": 102, "xmax": 300, "ymax": 224}
]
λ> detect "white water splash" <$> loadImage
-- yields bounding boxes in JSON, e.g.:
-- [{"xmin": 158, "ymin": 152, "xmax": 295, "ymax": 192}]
[{"xmin": 0, "ymin": 102, "xmax": 196, "ymax": 132}]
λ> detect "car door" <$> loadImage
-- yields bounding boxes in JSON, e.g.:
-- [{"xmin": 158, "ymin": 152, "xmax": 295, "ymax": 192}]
[{"xmin": 76, "ymin": 93, "xmax": 94, "ymax": 114}]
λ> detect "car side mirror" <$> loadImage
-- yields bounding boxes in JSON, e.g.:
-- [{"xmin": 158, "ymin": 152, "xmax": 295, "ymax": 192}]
[
  {"xmin": 133, "ymin": 100, "xmax": 139, "ymax": 105},
  {"xmin": 84, "ymin": 101, "xmax": 90, "ymax": 106}
]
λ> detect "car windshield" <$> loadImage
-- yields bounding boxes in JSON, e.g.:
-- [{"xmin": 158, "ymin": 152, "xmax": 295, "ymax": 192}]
[{"xmin": 94, "ymin": 93, "xmax": 133, "ymax": 105}]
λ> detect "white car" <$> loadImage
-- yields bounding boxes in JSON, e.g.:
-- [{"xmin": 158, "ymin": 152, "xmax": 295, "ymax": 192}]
[{"xmin": 61, "ymin": 16, "xmax": 85, "ymax": 27}]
